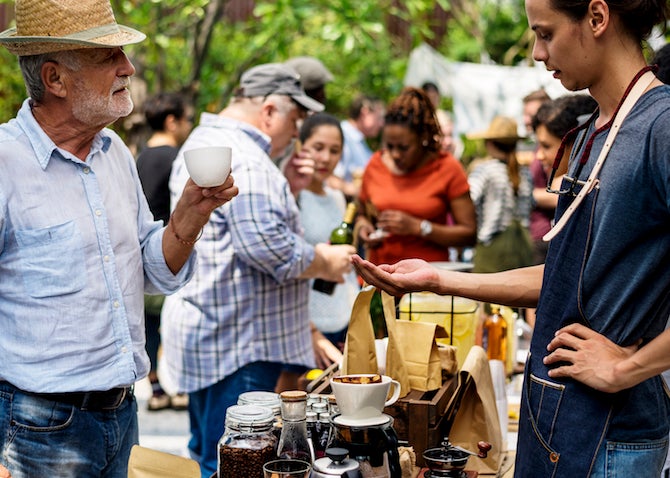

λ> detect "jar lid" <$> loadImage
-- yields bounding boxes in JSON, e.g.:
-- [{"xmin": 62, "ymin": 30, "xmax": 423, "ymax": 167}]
[
  {"xmin": 225, "ymin": 405, "xmax": 274, "ymax": 429},
  {"xmin": 237, "ymin": 391, "xmax": 281, "ymax": 414}
]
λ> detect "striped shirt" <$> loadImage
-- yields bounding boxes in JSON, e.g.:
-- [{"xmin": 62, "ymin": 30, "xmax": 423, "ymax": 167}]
[
  {"xmin": 162, "ymin": 113, "xmax": 316, "ymax": 393},
  {"xmin": 468, "ymin": 158, "xmax": 532, "ymax": 244}
]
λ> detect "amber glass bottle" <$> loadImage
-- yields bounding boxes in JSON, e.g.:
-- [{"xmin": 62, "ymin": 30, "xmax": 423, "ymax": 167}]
[{"xmin": 483, "ymin": 305, "xmax": 508, "ymax": 361}]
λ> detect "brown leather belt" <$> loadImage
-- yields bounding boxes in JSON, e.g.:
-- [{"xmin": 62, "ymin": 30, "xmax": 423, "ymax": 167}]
[{"xmin": 30, "ymin": 387, "xmax": 131, "ymax": 411}]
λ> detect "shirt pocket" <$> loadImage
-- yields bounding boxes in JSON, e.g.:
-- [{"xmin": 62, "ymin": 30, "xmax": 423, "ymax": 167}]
[{"xmin": 15, "ymin": 221, "xmax": 86, "ymax": 298}]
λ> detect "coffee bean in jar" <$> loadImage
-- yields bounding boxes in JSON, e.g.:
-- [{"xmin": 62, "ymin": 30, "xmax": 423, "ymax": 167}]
[{"xmin": 218, "ymin": 405, "xmax": 277, "ymax": 478}]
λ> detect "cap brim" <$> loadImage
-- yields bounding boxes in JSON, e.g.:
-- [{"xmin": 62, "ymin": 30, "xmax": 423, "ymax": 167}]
[{"xmin": 291, "ymin": 93, "xmax": 325, "ymax": 112}]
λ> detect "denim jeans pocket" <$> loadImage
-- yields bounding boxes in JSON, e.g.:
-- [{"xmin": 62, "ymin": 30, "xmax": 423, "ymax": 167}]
[
  {"xmin": 9, "ymin": 392, "xmax": 75, "ymax": 432},
  {"xmin": 590, "ymin": 436, "xmax": 669, "ymax": 478}
]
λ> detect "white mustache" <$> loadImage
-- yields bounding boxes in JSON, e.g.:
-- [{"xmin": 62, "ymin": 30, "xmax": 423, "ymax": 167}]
[{"xmin": 113, "ymin": 78, "xmax": 131, "ymax": 93}]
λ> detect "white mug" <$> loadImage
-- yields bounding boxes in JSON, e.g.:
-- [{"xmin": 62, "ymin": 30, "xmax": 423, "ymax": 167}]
[
  {"xmin": 330, "ymin": 374, "xmax": 401, "ymax": 421},
  {"xmin": 183, "ymin": 146, "xmax": 232, "ymax": 187}
]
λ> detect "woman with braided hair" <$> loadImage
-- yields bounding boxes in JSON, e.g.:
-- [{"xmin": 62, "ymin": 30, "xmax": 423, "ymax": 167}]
[{"xmin": 355, "ymin": 87, "xmax": 476, "ymax": 265}]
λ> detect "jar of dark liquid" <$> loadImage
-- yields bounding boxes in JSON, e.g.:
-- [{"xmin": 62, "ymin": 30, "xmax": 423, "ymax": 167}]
[{"xmin": 218, "ymin": 405, "xmax": 277, "ymax": 478}]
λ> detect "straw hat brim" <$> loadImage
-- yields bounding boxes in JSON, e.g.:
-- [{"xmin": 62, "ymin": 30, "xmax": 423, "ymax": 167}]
[{"xmin": 0, "ymin": 24, "xmax": 146, "ymax": 56}]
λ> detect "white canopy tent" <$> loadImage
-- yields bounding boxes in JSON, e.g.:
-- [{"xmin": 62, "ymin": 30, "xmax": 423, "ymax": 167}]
[{"xmin": 403, "ymin": 43, "xmax": 571, "ymax": 138}]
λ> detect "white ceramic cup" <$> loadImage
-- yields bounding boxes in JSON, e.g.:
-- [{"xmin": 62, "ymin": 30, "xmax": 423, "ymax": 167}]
[
  {"xmin": 183, "ymin": 146, "xmax": 232, "ymax": 187},
  {"xmin": 330, "ymin": 374, "xmax": 401, "ymax": 421}
]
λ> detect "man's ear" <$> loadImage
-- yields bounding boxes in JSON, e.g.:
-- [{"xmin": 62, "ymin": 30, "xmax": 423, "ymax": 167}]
[
  {"xmin": 41, "ymin": 61, "xmax": 67, "ymax": 98},
  {"xmin": 260, "ymin": 101, "xmax": 276, "ymax": 129}
]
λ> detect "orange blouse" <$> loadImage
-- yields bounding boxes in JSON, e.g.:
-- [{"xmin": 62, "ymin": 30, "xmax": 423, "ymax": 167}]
[{"xmin": 359, "ymin": 150, "xmax": 470, "ymax": 265}]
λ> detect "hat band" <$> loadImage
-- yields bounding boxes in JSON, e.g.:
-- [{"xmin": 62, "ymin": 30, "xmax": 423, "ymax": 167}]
[{"xmin": 61, "ymin": 23, "xmax": 120, "ymax": 41}]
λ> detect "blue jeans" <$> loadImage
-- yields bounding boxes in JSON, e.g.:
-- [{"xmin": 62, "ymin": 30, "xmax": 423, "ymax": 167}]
[
  {"xmin": 0, "ymin": 382, "xmax": 138, "ymax": 478},
  {"xmin": 187, "ymin": 361, "xmax": 282, "ymax": 478},
  {"xmin": 590, "ymin": 437, "xmax": 668, "ymax": 478}
]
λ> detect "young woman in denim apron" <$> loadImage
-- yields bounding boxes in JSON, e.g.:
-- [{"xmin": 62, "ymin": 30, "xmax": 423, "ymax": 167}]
[{"xmin": 352, "ymin": 1, "xmax": 670, "ymax": 476}]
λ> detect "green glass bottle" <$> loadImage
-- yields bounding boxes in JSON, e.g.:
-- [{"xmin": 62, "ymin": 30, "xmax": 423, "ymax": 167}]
[{"xmin": 312, "ymin": 202, "xmax": 357, "ymax": 295}]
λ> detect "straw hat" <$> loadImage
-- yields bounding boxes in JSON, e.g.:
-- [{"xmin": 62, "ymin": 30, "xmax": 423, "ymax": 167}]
[
  {"xmin": 466, "ymin": 116, "xmax": 525, "ymax": 142},
  {"xmin": 0, "ymin": 0, "xmax": 146, "ymax": 56}
]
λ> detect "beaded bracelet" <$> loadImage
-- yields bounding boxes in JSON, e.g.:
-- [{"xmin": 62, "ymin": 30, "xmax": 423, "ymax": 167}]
[{"xmin": 169, "ymin": 216, "xmax": 203, "ymax": 246}]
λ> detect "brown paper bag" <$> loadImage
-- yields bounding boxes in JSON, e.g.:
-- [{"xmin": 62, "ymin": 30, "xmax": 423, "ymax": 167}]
[
  {"xmin": 394, "ymin": 320, "xmax": 447, "ymax": 392},
  {"xmin": 447, "ymin": 346, "xmax": 503, "ymax": 475},
  {"xmin": 341, "ymin": 286, "xmax": 411, "ymax": 397},
  {"xmin": 128, "ymin": 445, "xmax": 200, "ymax": 478}
]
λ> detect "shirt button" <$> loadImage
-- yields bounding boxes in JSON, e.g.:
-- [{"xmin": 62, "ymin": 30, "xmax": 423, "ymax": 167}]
[
  {"xmin": 95, "ymin": 209, "xmax": 102, "ymax": 216},
  {"xmin": 113, "ymin": 301, "xmax": 120, "ymax": 308},
  {"xmin": 121, "ymin": 346, "xmax": 128, "ymax": 353},
  {"xmin": 83, "ymin": 167, "xmax": 90, "ymax": 174},
  {"xmin": 103, "ymin": 255, "xmax": 110, "ymax": 262}
]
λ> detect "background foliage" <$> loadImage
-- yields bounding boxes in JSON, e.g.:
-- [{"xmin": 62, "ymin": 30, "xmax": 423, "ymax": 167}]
[{"xmin": 0, "ymin": 0, "xmax": 533, "ymax": 129}]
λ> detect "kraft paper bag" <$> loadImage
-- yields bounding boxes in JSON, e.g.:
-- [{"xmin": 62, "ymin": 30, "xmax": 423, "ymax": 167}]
[
  {"xmin": 394, "ymin": 320, "xmax": 447, "ymax": 392},
  {"xmin": 341, "ymin": 286, "xmax": 411, "ymax": 397},
  {"xmin": 128, "ymin": 445, "xmax": 200, "ymax": 478},
  {"xmin": 448, "ymin": 346, "xmax": 503, "ymax": 475}
]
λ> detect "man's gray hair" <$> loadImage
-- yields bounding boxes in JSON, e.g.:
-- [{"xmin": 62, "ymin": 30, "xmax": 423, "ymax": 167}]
[
  {"xmin": 18, "ymin": 50, "xmax": 83, "ymax": 102},
  {"xmin": 229, "ymin": 93, "xmax": 297, "ymax": 116}
]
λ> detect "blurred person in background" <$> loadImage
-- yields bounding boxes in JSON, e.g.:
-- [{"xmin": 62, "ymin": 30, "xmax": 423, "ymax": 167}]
[
  {"xmin": 466, "ymin": 116, "xmax": 533, "ymax": 274},
  {"xmin": 421, "ymin": 81, "xmax": 462, "ymax": 158},
  {"xmin": 328, "ymin": 94, "xmax": 386, "ymax": 200},
  {"xmin": 297, "ymin": 113, "xmax": 359, "ymax": 365},
  {"xmin": 284, "ymin": 56, "xmax": 334, "ymax": 105},
  {"xmin": 529, "ymin": 93, "xmax": 597, "ymax": 265},
  {"xmin": 136, "ymin": 91, "xmax": 194, "ymax": 412},
  {"xmin": 356, "ymin": 87, "xmax": 476, "ymax": 265}
]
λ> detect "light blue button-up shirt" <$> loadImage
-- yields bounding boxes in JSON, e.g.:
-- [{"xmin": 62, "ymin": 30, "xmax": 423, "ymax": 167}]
[{"xmin": 0, "ymin": 100, "xmax": 196, "ymax": 393}]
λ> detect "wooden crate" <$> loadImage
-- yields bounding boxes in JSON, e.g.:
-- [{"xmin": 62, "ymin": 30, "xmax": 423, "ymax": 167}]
[{"xmin": 383, "ymin": 377, "xmax": 458, "ymax": 467}]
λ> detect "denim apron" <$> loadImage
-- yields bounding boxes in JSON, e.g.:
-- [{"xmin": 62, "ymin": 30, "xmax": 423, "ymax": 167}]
[
  {"xmin": 514, "ymin": 70, "xmax": 670, "ymax": 477},
  {"xmin": 514, "ymin": 175, "xmax": 620, "ymax": 476}
]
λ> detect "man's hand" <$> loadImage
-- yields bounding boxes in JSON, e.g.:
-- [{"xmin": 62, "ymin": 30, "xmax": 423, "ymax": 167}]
[
  {"xmin": 312, "ymin": 327, "xmax": 343, "ymax": 369},
  {"xmin": 284, "ymin": 148, "xmax": 315, "ymax": 196},
  {"xmin": 544, "ymin": 323, "xmax": 641, "ymax": 393},
  {"xmin": 0, "ymin": 463, "xmax": 11, "ymax": 478},
  {"xmin": 351, "ymin": 255, "xmax": 440, "ymax": 296}
]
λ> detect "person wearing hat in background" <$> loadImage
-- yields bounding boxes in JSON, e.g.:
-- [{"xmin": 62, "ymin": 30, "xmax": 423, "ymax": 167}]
[
  {"xmin": 161, "ymin": 63, "xmax": 356, "ymax": 477},
  {"xmin": 466, "ymin": 116, "xmax": 533, "ymax": 274},
  {"xmin": 0, "ymin": 0, "xmax": 239, "ymax": 476},
  {"xmin": 284, "ymin": 56, "xmax": 334, "ymax": 105}
]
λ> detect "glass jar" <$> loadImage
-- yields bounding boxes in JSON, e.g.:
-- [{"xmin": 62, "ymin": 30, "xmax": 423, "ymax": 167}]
[
  {"xmin": 218, "ymin": 405, "xmax": 277, "ymax": 478},
  {"xmin": 237, "ymin": 390, "xmax": 282, "ymax": 437}
]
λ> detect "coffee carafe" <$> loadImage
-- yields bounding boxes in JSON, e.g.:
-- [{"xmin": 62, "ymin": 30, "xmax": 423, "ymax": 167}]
[{"xmin": 328, "ymin": 414, "xmax": 401, "ymax": 478}]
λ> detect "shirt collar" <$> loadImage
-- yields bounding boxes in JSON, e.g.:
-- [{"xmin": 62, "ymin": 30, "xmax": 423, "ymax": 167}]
[
  {"xmin": 17, "ymin": 99, "xmax": 113, "ymax": 170},
  {"xmin": 200, "ymin": 112, "xmax": 272, "ymax": 155}
]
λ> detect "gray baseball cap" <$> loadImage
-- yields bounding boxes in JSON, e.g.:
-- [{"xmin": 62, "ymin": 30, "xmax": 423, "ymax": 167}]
[{"xmin": 239, "ymin": 63, "xmax": 325, "ymax": 112}]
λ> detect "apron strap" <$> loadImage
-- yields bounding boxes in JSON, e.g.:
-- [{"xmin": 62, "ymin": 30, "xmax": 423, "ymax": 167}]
[{"xmin": 543, "ymin": 71, "xmax": 657, "ymax": 242}]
